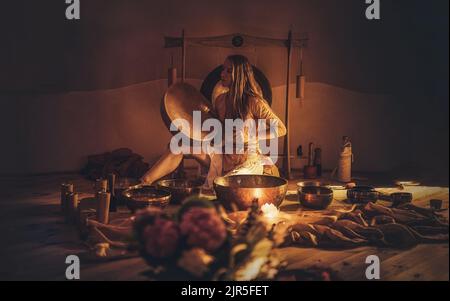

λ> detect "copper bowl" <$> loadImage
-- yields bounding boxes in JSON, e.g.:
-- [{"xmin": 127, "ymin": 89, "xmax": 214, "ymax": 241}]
[
  {"xmin": 115, "ymin": 177, "xmax": 141, "ymax": 205},
  {"xmin": 298, "ymin": 186, "xmax": 333, "ymax": 210},
  {"xmin": 122, "ymin": 185, "xmax": 171, "ymax": 213},
  {"xmin": 213, "ymin": 175, "xmax": 288, "ymax": 210},
  {"xmin": 297, "ymin": 181, "xmax": 330, "ymax": 191},
  {"xmin": 389, "ymin": 192, "xmax": 413, "ymax": 207},
  {"xmin": 347, "ymin": 186, "xmax": 379, "ymax": 203},
  {"xmin": 156, "ymin": 178, "xmax": 204, "ymax": 204}
]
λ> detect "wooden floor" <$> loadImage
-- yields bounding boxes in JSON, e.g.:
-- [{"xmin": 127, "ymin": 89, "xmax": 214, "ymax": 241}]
[{"xmin": 0, "ymin": 173, "xmax": 448, "ymax": 281}]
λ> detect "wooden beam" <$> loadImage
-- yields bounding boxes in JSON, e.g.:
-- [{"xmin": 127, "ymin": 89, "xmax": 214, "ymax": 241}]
[
  {"xmin": 164, "ymin": 32, "xmax": 308, "ymax": 49},
  {"xmin": 283, "ymin": 30, "xmax": 293, "ymax": 179},
  {"xmin": 181, "ymin": 29, "xmax": 186, "ymax": 82}
]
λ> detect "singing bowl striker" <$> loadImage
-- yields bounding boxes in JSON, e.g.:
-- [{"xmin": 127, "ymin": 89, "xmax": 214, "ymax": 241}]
[
  {"xmin": 213, "ymin": 175, "xmax": 288, "ymax": 210},
  {"xmin": 156, "ymin": 178, "xmax": 204, "ymax": 204}
]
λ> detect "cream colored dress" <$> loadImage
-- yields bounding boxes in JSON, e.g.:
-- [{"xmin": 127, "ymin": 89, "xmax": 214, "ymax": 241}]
[{"xmin": 203, "ymin": 93, "xmax": 286, "ymax": 188}]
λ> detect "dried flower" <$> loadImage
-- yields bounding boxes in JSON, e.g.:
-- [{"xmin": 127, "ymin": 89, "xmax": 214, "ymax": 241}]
[
  {"xmin": 233, "ymin": 238, "xmax": 273, "ymax": 281},
  {"xmin": 134, "ymin": 207, "xmax": 164, "ymax": 226},
  {"xmin": 322, "ymin": 271, "xmax": 331, "ymax": 281},
  {"xmin": 142, "ymin": 217, "xmax": 179, "ymax": 258},
  {"xmin": 177, "ymin": 248, "xmax": 214, "ymax": 278},
  {"xmin": 270, "ymin": 221, "xmax": 290, "ymax": 246},
  {"xmin": 234, "ymin": 257, "xmax": 267, "ymax": 281},
  {"xmin": 180, "ymin": 207, "xmax": 227, "ymax": 252}
]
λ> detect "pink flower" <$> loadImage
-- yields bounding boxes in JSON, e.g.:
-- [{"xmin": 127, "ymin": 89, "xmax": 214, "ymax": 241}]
[
  {"xmin": 142, "ymin": 217, "xmax": 179, "ymax": 258},
  {"xmin": 180, "ymin": 207, "xmax": 227, "ymax": 252}
]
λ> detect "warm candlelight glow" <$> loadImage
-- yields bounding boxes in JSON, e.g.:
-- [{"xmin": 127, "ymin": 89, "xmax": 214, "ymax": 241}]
[
  {"xmin": 254, "ymin": 188, "xmax": 263, "ymax": 199},
  {"xmin": 261, "ymin": 203, "xmax": 279, "ymax": 224}
]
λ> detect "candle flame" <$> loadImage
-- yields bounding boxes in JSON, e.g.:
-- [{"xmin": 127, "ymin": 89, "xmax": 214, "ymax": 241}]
[{"xmin": 261, "ymin": 203, "xmax": 279, "ymax": 223}]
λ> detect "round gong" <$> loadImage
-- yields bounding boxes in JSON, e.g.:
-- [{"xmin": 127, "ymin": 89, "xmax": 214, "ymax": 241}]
[{"xmin": 161, "ymin": 82, "xmax": 218, "ymax": 141}]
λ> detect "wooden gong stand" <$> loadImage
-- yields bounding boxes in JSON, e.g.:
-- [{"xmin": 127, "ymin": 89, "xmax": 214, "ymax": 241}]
[{"xmin": 164, "ymin": 30, "xmax": 308, "ymax": 179}]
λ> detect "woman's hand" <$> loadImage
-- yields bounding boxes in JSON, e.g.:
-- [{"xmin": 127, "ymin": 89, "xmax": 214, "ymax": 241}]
[{"xmin": 139, "ymin": 173, "xmax": 153, "ymax": 185}]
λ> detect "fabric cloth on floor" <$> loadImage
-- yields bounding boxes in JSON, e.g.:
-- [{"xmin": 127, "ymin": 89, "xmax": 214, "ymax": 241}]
[{"xmin": 286, "ymin": 202, "xmax": 448, "ymax": 249}]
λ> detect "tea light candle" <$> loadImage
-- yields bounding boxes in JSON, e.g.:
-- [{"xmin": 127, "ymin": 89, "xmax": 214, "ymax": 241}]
[
  {"xmin": 97, "ymin": 191, "xmax": 111, "ymax": 224},
  {"xmin": 67, "ymin": 192, "xmax": 79, "ymax": 224},
  {"xmin": 261, "ymin": 203, "xmax": 280, "ymax": 224}
]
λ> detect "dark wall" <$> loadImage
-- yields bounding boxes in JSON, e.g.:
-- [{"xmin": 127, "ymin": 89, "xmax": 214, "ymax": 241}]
[
  {"xmin": 0, "ymin": 0, "xmax": 448, "ymax": 179},
  {"xmin": 2, "ymin": 0, "xmax": 447, "ymax": 94}
]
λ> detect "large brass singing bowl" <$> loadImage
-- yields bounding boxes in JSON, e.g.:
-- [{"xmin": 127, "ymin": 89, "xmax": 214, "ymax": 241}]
[{"xmin": 213, "ymin": 175, "xmax": 288, "ymax": 210}]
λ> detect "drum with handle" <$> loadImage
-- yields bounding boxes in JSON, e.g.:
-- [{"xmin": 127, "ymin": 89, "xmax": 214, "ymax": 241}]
[{"xmin": 161, "ymin": 83, "xmax": 218, "ymax": 141}]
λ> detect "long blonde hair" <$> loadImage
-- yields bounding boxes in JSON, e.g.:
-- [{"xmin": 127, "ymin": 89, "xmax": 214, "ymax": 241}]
[{"xmin": 226, "ymin": 55, "xmax": 263, "ymax": 120}]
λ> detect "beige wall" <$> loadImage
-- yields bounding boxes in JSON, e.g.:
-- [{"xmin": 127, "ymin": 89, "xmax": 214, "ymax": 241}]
[{"xmin": 0, "ymin": 79, "xmax": 409, "ymax": 174}]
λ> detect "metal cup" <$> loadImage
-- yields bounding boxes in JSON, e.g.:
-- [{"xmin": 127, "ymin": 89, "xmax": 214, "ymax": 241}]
[
  {"xmin": 66, "ymin": 192, "xmax": 79, "ymax": 223},
  {"xmin": 95, "ymin": 178, "xmax": 107, "ymax": 193},
  {"xmin": 430, "ymin": 199, "xmax": 443, "ymax": 210},
  {"xmin": 60, "ymin": 183, "xmax": 74, "ymax": 213},
  {"xmin": 96, "ymin": 191, "xmax": 111, "ymax": 224},
  {"xmin": 107, "ymin": 173, "xmax": 117, "ymax": 212}
]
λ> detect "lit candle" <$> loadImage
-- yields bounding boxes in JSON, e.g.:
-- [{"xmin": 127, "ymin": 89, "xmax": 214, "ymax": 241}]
[{"xmin": 261, "ymin": 203, "xmax": 279, "ymax": 224}]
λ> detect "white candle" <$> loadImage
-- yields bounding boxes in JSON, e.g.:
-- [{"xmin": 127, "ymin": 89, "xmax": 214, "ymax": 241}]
[{"xmin": 261, "ymin": 203, "xmax": 279, "ymax": 224}]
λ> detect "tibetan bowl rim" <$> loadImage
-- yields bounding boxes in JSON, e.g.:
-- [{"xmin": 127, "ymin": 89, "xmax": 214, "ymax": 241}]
[
  {"xmin": 348, "ymin": 185, "xmax": 376, "ymax": 192},
  {"xmin": 213, "ymin": 174, "xmax": 288, "ymax": 189},
  {"xmin": 122, "ymin": 185, "xmax": 172, "ymax": 212},
  {"xmin": 156, "ymin": 178, "xmax": 204, "ymax": 189},
  {"xmin": 213, "ymin": 174, "xmax": 288, "ymax": 210},
  {"xmin": 296, "ymin": 181, "xmax": 331, "ymax": 190},
  {"xmin": 122, "ymin": 184, "xmax": 172, "ymax": 200},
  {"xmin": 299, "ymin": 186, "xmax": 334, "ymax": 196},
  {"xmin": 347, "ymin": 186, "xmax": 379, "ymax": 197}
]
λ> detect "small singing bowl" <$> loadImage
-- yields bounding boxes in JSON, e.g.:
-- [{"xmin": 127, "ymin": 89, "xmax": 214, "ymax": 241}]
[
  {"xmin": 298, "ymin": 186, "xmax": 333, "ymax": 210},
  {"xmin": 122, "ymin": 185, "xmax": 171, "ymax": 213},
  {"xmin": 390, "ymin": 192, "xmax": 413, "ymax": 207},
  {"xmin": 156, "ymin": 178, "xmax": 204, "ymax": 204},
  {"xmin": 213, "ymin": 175, "xmax": 288, "ymax": 210},
  {"xmin": 430, "ymin": 199, "xmax": 443, "ymax": 210},
  {"xmin": 297, "ymin": 181, "xmax": 330, "ymax": 192},
  {"xmin": 347, "ymin": 186, "xmax": 379, "ymax": 203}
]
